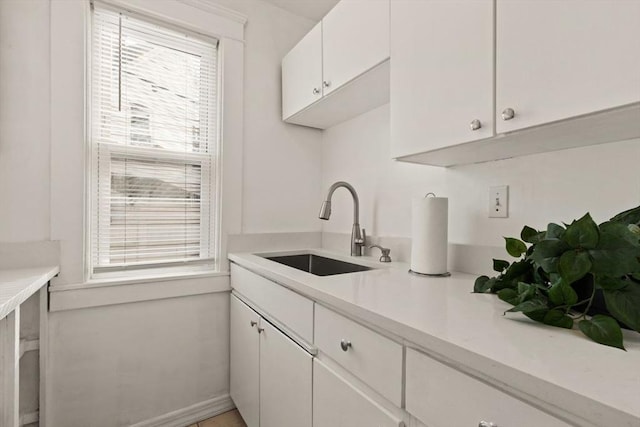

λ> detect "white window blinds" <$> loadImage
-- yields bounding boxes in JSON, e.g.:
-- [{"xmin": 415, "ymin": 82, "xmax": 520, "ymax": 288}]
[{"xmin": 90, "ymin": 5, "xmax": 219, "ymax": 274}]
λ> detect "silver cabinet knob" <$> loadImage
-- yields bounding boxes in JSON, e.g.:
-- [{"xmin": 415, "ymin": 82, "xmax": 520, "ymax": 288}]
[
  {"xmin": 501, "ymin": 108, "xmax": 515, "ymax": 121},
  {"xmin": 323, "ymin": 80, "xmax": 331, "ymax": 88},
  {"xmin": 340, "ymin": 339, "xmax": 352, "ymax": 352},
  {"xmin": 312, "ymin": 87, "xmax": 320, "ymax": 95},
  {"xmin": 250, "ymin": 321, "xmax": 257, "ymax": 327},
  {"xmin": 470, "ymin": 119, "xmax": 482, "ymax": 131},
  {"xmin": 478, "ymin": 422, "xmax": 497, "ymax": 427},
  {"xmin": 257, "ymin": 327, "xmax": 264, "ymax": 334}
]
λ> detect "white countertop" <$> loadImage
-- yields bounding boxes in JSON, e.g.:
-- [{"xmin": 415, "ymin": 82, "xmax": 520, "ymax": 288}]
[
  {"xmin": 0, "ymin": 266, "xmax": 60, "ymax": 320},
  {"xmin": 229, "ymin": 249, "xmax": 640, "ymax": 427}
]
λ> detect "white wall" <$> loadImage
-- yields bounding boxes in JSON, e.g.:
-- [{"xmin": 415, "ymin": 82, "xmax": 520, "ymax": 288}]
[
  {"xmin": 0, "ymin": 0, "xmax": 50, "ymax": 242},
  {"xmin": 321, "ymin": 103, "xmax": 640, "ymax": 251},
  {"xmin": 321, "ymin": 104, "xmax": 445, "ymax": 238},
  {"xmin": 213, "ymin": 0, "xmax": 323, "ymax": 233},
  {"xmin": 48, "ymin": 293, "xmax": 230, "ymax": 427}
]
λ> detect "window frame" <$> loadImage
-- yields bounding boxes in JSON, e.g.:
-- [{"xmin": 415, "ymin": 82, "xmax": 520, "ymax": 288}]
[{"xmin": 87, "ymin": 2, "xmax": 223, "ymax": 279}]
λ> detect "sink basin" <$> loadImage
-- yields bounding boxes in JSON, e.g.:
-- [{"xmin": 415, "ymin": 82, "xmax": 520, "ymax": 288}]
[{"xmin": 263, "ymin": 254, "xmax": 372, "ymax": 276}]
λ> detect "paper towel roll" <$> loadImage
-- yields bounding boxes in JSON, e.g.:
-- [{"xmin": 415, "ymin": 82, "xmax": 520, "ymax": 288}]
[{"xmin": 411, "ymin": 196, "xmax": 448, "ymax": 275}]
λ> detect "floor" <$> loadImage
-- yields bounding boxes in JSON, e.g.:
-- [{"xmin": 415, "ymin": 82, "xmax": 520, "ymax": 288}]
[{"xmin": 190, "ymin": 409, "xmax": 247, "ymax": 427}]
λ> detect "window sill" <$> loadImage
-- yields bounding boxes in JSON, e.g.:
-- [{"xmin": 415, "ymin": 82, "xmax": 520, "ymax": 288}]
[
  {"xmin": 49, "ymin": 270, "xmax": 230, "ymax": 312},
  {"xmin": 52, "ymin": 269, "xmax": 228, "ymax": 292}
]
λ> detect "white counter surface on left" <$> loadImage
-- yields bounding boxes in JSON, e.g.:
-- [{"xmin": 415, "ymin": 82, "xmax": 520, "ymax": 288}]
[{"xmin": 0, "ymin": 266, "xmax": 59, "ymax": 320}]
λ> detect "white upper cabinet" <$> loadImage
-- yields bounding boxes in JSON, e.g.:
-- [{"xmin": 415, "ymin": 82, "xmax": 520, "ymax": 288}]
[
  {"xmin": 390, "ymin": 0, "xmax": 494, "ymax": 159},
  {"xmin": 282, "ymin": 23, "xmax": 323, "ymax": 120},
  {"xmin": 392, "ymin": 0, "xmax": 640, "ymax": 166},
  {"xmin": 496, "ymin": 0, "xmax": 640, "ymax": 133},
  {"xmin": 322, "ymin": 0, "xmax": 390, "ymax": 96},
  {"xmin": 281, "ymin": 0, "xmax": 390, "ymax": 129}
]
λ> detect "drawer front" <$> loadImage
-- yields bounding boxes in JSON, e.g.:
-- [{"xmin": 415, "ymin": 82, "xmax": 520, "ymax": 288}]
[
  {"xmin": 314, "ymin": 304, "xmax": 402, "ymax": 406},
  {"xmin": 313, "ymin": 359, "xmax": 403, "ymax": 427},
  {"xmin": 406, "ymin": 348, "xmax": 570, "ymax": 427},
  {"xmin": 230, "ymin": 264, "xmax": 313, "ymax": 343}
]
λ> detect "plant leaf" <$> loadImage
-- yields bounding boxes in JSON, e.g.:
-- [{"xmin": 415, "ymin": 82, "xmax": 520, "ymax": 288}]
[
  {"xmin": 543, "ymin": 310, "xmax": 574, "ymax": 329},
  {"xmin": 603, "ymin": 285, "xmax": 640, "ymax": 332},
  {"xmin": 548, "ymin": 278, "xmax": 579, "ymax": 307},
  {"xmin": 521, "ymin": 226, "xmax": 544, "ymax": 244},
  {"xmin": 497, "ymin": 288, "xmax": 519, "ymax": 305},
  {"xmin": 529, "ymin": 239, "xmax": 570, "ymax": 273},
  {"xmin": 610, "ymin": 205, "xmax": 640, "ymax": 226},
  {"xmin": 473, "ymin": 276, "xmax": 491, "ymax": 293},
  {"xmin": 516, "ymin": 282, "xmax": 536, "ymax": 303},
  {"xmin": 506, "ymin": 299, "xmax": 548, "ymax": 315},
  {"xmin": 558, "ymin": 250, "xmax": 592, "ymax": 285},
  {"xmin": 596, "ymin": 276, "xmax": 629, "ymax": 291},
  {"xmin": 589, "ymin": 222, "xmax": 640, "ymax": 276},
  {"xmin": 505, "ymin": 237, "xmax": 527, "ymax": 258},
  {"xmin": 578, "ymin": 315, "xmax": 625, "ymax": 350},
  {"xmin": 546, "ymin": 223, "xmax": 566, "ymax": 239},
  {"xmin": 502, "ymin": 260, "xmax": 533, "ymax": 280},
  {"xmin": 563, "ymin": 213, "xmax": 599, "ymax": 249},
  {"xmin": 493, "ymin": 259, "xmax": 510, "ymax": 273}
]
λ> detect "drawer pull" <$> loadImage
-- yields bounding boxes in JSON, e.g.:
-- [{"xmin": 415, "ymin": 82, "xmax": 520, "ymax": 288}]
[
  {"xmin": 340, "ymin": 339, "xmax": 352, "ymax": 352},
  {"xmin": 478, "ymin": 422, "xmax": 497, "ymax": 427}
]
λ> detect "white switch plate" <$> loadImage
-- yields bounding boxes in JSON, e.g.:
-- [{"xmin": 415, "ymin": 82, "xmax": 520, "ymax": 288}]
[{"xmin": 489, "ymin": 185, "xmax": 509, "ymax": 218}]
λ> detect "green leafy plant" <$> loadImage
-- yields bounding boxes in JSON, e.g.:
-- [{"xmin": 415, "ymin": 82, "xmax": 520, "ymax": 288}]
[{"xmin": 474, "ymin": 206, "xmax": 640, "ymax": 350}]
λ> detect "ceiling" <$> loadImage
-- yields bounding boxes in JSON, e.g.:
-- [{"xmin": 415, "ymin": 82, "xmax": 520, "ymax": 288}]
[{"xmin": 262, "ymin": 0, "xmax": 339, "ymax": 21}]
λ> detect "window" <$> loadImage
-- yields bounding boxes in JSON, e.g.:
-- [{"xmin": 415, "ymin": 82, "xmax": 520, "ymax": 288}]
[{"xmin": 89, "ymin": 5, "xmax": 220, "ymax": 276}]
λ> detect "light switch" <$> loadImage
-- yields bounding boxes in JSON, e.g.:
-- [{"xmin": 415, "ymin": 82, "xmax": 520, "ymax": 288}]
[{"xmin": 489, "ymin": 185, "xmax": 508, "ymax": 218}]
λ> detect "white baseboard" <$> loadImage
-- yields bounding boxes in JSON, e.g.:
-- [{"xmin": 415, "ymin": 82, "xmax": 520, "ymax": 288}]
[{"xmin": 130, "ymin": 394, "xmax": 235, "ymax": 427}]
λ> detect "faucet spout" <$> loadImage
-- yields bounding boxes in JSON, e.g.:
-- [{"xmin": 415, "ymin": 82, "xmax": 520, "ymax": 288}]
[{"xmin": 319, "ymin": 181, "xmax": 365, "ymax": 256}]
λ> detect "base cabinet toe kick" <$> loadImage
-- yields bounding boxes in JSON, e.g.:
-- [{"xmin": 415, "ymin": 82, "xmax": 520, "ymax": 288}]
[{"xmin": 229, "ymin": 262, "xmax": 622, "ymax": 427}]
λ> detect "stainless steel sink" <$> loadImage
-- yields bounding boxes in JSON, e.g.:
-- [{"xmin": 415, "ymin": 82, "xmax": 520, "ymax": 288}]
[{"xmin": 263, "ymin": 254, "xmax": 372, "ymax": 276}]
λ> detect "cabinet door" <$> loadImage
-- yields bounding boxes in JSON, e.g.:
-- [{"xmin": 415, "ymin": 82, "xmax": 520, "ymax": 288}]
[
  {"xmin": 496, "ymin": 0, "xmax": 640, "ymax": 133},
  {"xmin": 282, "ymin": 22, "xmax": 322, "ymax": 120},
  {"xmin": 390, "ymin": 0, "xmax": 494, "ymax": 158},
  {"xmin": 313, "ymin": 359, "xmax": 403, "ymax": 427},
  {"xmin": 259, "ymin": 320, "xmax": 312, "ymax": 427},
  {"xmin": 322, "ymin": 0, "xmax": 389, "ymax": 96},
  {"xmin": 406, "ymin": 349, "xmax": 569, "ymax": 427},
  {"xmin": 230, "ymin": 295, "xmax": 259, "ymax": 427}
]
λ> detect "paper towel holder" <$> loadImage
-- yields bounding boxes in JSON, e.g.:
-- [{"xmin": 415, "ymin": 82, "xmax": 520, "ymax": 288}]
[
  {"xmin": 408, "ymin": 269, "xmax": 451, "ymax": 277},
  {"xmin": 409, "ymin": 192, "xmax": 450, "ymax": 277}
]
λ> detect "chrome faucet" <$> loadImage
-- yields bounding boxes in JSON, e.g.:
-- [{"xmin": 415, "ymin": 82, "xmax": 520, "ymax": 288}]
[{"xmin": 319, "ymin": 181, "xmax": 366, "ymax": 256}]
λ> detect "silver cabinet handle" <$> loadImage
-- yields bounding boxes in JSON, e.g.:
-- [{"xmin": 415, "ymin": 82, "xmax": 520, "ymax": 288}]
[
  {"xmin": 501, "ymin": 108, "xmax": 515, "ymax": 121},
  {"xmin": 312, "ymin": 87, "xmax": 320, "ymax": 95},
  {"xmin": 478, "ymin": 422, "xmax": 497, "ymax": 427},
  {"xmin": 323, "ymin": 80, "xmax": 331, "ymax": 88},
  {"xmin": 257, "ymin": 327, "xmax": 264, "ymax": 334},
  {"xmin": 340, "ymin": 339, "xmax": 352, "ymax": 352},
  {"xmin": 250, "ymin": 321, "xmax": 257, "ymax": 327},
  {"xmin": 470, "ymin": 119, "xmax": 482, "ymax": 131}
]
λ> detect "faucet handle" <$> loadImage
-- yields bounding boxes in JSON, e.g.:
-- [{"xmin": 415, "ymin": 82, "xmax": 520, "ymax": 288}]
[
  {"xmin": 354, "ymin": 228, "xmax": 366, "ymax": 256},
  {"xmin": 368, "ymin": 244, "xmax": 391, "ymax": 263}
]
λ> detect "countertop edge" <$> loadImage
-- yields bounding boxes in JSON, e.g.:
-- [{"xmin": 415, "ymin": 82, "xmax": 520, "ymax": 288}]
[{"xmin": 0, "ymin": 266, "xmax": 60, "ymax": 320}]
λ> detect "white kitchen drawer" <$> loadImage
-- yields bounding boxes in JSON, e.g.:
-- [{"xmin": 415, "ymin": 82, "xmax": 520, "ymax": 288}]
[
  {"xmin": 313, "ymin": 359, "xmax": 403, "ymax": 427},
  {"xmin": 314, "ymin": 304, "xmax": 402, "ymax": 406},
  {"xmin": 406, "ymin": 348, "xmax": 571, "ymax": 427},
  {"xmin": 230, "ymin": 263, "xmax": 313, "ymax": 343}
]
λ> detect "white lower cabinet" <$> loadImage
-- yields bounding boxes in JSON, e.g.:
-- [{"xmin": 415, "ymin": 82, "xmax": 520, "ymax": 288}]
[
  {"xmin": 313, "ymin": 359, "xmax": 403, "ymax": 427},
  {"xmin": 230, "ymin": 294, "xmax": 312, "ymax": 427},
  {"xmin": 259, "ymin": 320, "xmax": 312, "ymax": 427},
  {"xmin": 230, "ymin": 294, "xmax": 260, "ymax": 427},
  {"xmin": 405, "ymin": 348, "xmax": 570, "ymax": 427}
]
